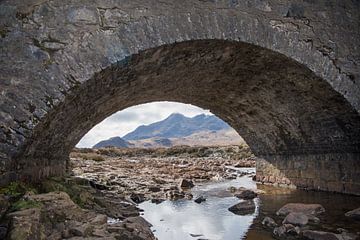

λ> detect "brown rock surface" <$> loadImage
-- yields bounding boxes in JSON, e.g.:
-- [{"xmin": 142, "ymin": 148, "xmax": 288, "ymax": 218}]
[{"xmin": 276, "ymin": 203, "xmax": 325, "ymax": 216}]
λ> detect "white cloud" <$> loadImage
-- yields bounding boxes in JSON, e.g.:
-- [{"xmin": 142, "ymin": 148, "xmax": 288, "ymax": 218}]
[{"xmin": 76, "ymin": 101, "xmax": 212, "ymax": 148}]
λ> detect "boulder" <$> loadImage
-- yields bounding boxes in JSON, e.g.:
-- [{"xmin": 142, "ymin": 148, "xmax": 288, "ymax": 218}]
[
  {"xmin": 6, "ymin": 208, "xmax": 44, "ymax": 240},
  {"xmin": 194, "ymin": 196, "xmax": 206, "ymax": 204},
  {"xmin": 228, "ymin": 200, "xmax": 255, "ymax": 215},
  {"xmin": 282, "ymin": 212, "xmax": 309, "ymax": 226},
  {"xmin": 345, "ymin": 207, "xmax": 360, "ymax": 220},
  {"xmin": 234, "ymin": 189, "xmax": 257, "ymax": 200},
  {"xmin": 178, "ymin": 179, "xmax": 194, "ymax": 189},
  {"xmin": 277, "ymin": 203, "xmax": 325, "ymax": 216},
  {"xmin": 262, "ymin": 216, "xmax": 278, "ymax": 228}
]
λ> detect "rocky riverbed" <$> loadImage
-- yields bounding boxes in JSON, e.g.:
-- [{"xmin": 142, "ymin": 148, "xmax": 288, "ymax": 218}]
[
  {"xmin": 0, "ymin": 145, "xmax": 359, "ymax": 240},
  {"xmin": 70, "ymin": 145, "xmax": 255, "ymax": 203}
]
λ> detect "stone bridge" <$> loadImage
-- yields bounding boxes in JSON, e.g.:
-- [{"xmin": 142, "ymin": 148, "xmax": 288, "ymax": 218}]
[{"xmin": 0, "ymin": 0, "xmax": 359, "ymax": 194}]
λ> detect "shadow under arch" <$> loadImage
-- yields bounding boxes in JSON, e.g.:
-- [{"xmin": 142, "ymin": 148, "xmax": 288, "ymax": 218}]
[{"xmin": 8, "ymin": 39, "xmax": 360, "ymax": 194}]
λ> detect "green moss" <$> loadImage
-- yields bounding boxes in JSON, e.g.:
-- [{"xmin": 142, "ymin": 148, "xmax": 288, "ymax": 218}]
[
  {"xmin": 0, "ymin": 182, "xmax": 38, "ymax": 198},
  {"xmin": 40, "ymin": 178, "xmax": 91, "ymax": 208},
  {"xmin": 10, "ymin": 199, "xmax": 42, "ymax": 212}
]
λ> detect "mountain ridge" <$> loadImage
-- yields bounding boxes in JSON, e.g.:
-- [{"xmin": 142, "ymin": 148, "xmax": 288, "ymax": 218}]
[{"xmin": 122, "ymin": 113, "xmax": 230, "ymax": 141}]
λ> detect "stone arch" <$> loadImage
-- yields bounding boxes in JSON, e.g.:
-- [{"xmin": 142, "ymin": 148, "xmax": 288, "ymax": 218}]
[{"xmin": 0, "ymin": 1, "xmax": 359, "ymax": 194}]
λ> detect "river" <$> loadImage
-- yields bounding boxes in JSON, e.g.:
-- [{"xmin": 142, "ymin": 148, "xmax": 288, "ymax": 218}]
[{"xmin": 139, "ymin": 167, "xmax": 360, "ymax": 240}]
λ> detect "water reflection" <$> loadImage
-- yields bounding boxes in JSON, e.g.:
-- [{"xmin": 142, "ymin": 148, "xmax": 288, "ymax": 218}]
[{"xmin": 139, "ymin": 168, "xmax": 258, "ymax": 240}]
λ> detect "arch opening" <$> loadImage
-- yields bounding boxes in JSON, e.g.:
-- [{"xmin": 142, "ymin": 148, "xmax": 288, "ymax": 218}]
[{"xmin": 6, "ymin": 39, "xmax": 360, "ymax": 194}]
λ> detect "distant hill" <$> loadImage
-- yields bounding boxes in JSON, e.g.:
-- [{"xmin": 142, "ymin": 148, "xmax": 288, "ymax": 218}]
[
  {"xmin": 93, "ymin": 113, "xmax": 245, "ymax": 148},
  {"xmin": 93, "ymin": 137, "xmax": 132, "ymax": 148},
  {"xmin": 123, "ymin": 113, "xmax": 230, "ymax": 141},
  {"xmin": 130, "ymin": 129, "xmax": 245, "ymax": 148}
]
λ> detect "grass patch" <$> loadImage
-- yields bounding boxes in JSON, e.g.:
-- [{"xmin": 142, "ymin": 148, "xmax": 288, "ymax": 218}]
[
  {"xmin": 70, "ymin": 152, "xmax": 105, "ymax": 162},
  {"xmin": 10, "ymin": 199, "xmax": 42, "ymax": 212},
  {"xmin": 0, "ymin": 182, "xmax": 38, "ymax": 198}
]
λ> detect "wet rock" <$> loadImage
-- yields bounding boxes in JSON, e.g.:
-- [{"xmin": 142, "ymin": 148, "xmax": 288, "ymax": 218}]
[
  {"xmin": 262, "ymin": 216, "xmax": 278, "ymax": 228},
  {"xmin": 286, "ymin": 224, "xmax": 301, "ymax": 235},
  {"xmin": 194, "ymin": 196, "xmax": 206, "ymax": 204},
  {"xmin": 151, "ymin": 198, "xmax": 165, "ymax": 204},
  {"xmin": 185, "ymin": 192, "xmax": 193, "ymax": 200},
  {"xmin": 234, "ymin": 189, "xmax": 257, "ymax": 200},
  {"xmin": 166, "ymin": 190, "xmax": 185, "ymax": 200},
  {"xmin": 345, "ymin": 207, "xmax": 360, "ymax": 220},
  {"xmin": 109, "ymin": 216, "xmax": 155, "ymax": 240},
  {"xmin": 277, "ymin": 203, "xmax": 325, "ymax": 216},
  {"xmin": 302, "ymin": 230, "xmax": 358, "ymax": 240},
  {"xmin": 273, "ymin": 224, "xmax": 300, "ymax": 237},
  {"xmin": 283, "ymin": 212, "xmax": 309, "ymax": 226},
  {"xmin": 273, "ymin": 225, "xmax": 287, "ymax": 237},
  {"xmin": 178, "ymin": 179, "xmax": 194, "ymax": 189},
  {"xmin": 130, "ymin": 193, "xmax": 146, "ymax": 204},
  {"xmin": 228, "ymin": 200, "xmax": 255, "ymax": 215}
]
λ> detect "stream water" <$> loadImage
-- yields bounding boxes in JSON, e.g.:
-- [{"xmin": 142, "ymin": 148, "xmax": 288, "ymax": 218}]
[{"xmin": 139, "ymin": 167, "xmax": 360, "ymax": 240}]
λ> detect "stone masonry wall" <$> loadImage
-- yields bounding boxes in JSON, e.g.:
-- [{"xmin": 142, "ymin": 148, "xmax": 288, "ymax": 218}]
[{"xmin": 256, "ymin": 153, "xmax": 360, "ymax": 195}]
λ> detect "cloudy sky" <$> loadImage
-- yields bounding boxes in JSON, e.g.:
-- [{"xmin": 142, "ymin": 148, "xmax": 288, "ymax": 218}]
[{"xmin": 76, "ymin": 101, "xmax": 212, "ymax": 148}]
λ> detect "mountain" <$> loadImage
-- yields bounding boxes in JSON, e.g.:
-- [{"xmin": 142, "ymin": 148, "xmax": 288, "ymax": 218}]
[
  {"xmin": 93, "ymin": 137, "xmax": 131, "ymax": 148},
  {"xmin": 122, "ymin": 113, "xmax": 230, "ymax": 141},
  {"xmin": 93, "ymin": 113, "xmax": 244, "ymax": 149},
  {"xmin": 129, "ymin": 128, "xmax": 245, "ymax": 148}
]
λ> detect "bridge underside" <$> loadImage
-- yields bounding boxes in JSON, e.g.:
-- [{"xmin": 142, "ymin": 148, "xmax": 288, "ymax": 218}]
[
  {"xmin": 1, "ymin": 0, "xmax": 360, "ymax": 194},
  {"xmin": 2, "ymin": 40, "xmax": 359, "ymax": 194}
]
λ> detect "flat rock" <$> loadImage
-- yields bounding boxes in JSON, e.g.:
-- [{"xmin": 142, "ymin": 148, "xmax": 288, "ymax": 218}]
[
  {"xmin": 277, "ymin": 203, "xmax": 325, "ymax": 216},
  {"xmin": 283, "ymin": 212, "xmax": 309, "ymax": 226},
  {"xmin": 345, "ymin": 207, "xmax": 360, "ymax": 220},
  {"xmin": 228, "ymin": 200, "xmax": 255, "ymax": 215}
]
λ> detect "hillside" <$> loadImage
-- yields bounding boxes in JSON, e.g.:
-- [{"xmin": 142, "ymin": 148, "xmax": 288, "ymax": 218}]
[
  {"xmin": 93, "ymin": 137, "xmax": 132, "ymax": 148},
  {"xmin": 123, "ymin": 113, "xmax": 230, "ymax": 140}
]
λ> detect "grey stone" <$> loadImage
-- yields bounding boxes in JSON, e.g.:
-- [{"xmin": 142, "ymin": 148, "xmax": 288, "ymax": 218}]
[
  {"xmin": 282, "ymin": 212, "xmax": 309, "ymax": 226},
  {"xmin": 228, "ymin": 200, "xmax": 255, "ymax": 215}
]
